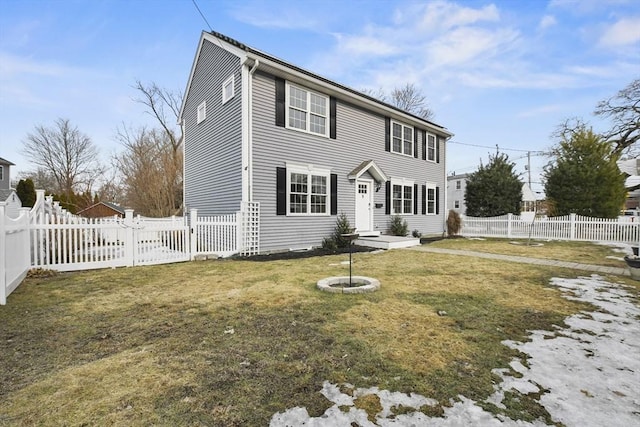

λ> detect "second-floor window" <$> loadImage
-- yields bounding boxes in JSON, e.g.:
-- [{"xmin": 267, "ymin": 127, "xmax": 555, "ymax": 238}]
[
  {"xmin": 456, "ymin": 180, "xmax": 461, "ymax": 190},
  {"xmin": 427, "ymin": 133, "xmax": 436, "ymax": 162},
  {"xmin": 197, "ymin": 101, "xmax": 206, "ymax": 124},
  {"xmin": 286, "ymin": 83, "xmax": 329, "ymax": 137},
  {"xmin": 222, "ymin": 75, "xmax": 234, "ymax": 104},
  {"xmin": 391, "ymin": 121, "xmax": 413, "ymax": 156}
]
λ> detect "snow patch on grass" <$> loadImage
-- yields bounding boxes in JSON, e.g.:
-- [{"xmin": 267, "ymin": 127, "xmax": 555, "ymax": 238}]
[{"xmin": 271, "ymin": 275, "xmax": 640, "ymax": 426}]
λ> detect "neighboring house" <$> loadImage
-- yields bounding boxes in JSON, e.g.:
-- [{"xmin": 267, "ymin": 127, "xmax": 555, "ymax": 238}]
[
  {"xmin": 179, "ymin": 31, "xmax": 454, "ymax": 253},
  {"xmin": 447, "ymin": 172, "xmax": 537, "ymax": 218},
  {"xmin": 0, "ymin": 157, "xmax": 14, "ymax": 190},
  {"xmin": 618, "ymin": 158, "xmax": 640, "ymax": 210},
  {"xmin": 0, "ymin": 157, "xmax": 22, "ymax": 219},
  {"xmin": 447, "ymin": 173, "xmax": 469, "ymax": 215},
  {"xmin": 77, "ymin": 201, "xmax": 126, "ymax": 218}
]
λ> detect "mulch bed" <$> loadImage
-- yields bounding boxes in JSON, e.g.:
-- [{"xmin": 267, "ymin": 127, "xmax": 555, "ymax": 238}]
[{"xmin": 241, "ymin": 245, "xmax": 379, "ymax": 262}]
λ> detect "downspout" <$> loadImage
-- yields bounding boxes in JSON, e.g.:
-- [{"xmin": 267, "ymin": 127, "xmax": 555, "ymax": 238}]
[
  {"xmin": 443, "ymin": 136, "xmax": 449, "ymax": 237},
  {"xmin": 247, "ymin": 59, "xmax": 260, "ymax": 201}
]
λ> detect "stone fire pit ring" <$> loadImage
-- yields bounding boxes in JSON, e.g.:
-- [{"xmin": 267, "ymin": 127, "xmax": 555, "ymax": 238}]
[{"xmin": 317, "ymin": 276, "xmax": 380, "ymax": 294}]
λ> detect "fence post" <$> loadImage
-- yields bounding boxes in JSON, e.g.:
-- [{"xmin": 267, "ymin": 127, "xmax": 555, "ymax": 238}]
[
  {"xmin": 190, "ymin": 209, "xmax": 198, "ymax": 260},
  {"xmin": 0, "ymin": 204, "xmax": 6, "ymax": 305},
  {"xmin": 124, "ymin": 209, "xmax": 135, "ymax": 267},
  {"xmin": 236, "ymin": 207, "xmax": 243, "ymax": 254},
  {"xmin": 570, "ymin": 213, "xmax": 576, "ymax": 240},
  {"xmin": 507, "ymin": 213, "xmax": 513, "ymax": 238}
]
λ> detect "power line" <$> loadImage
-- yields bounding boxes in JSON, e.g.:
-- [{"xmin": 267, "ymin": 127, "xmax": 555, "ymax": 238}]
[
  {"xmin": 191, "ymin": 0, "xmax": 212, "ymax": 31},
  {"xmin": 448, "ymin": 140, "xmax": 548, "ymax": 155}
]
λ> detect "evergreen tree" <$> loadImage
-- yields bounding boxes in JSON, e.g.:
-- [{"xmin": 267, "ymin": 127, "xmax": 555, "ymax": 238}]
[
  {"xmin": 544, "ymin": 128, "xmax": 626, "ymax": 218},
  {"xmin": 16, "ymin": 178, "xmax": 36, "ymax": 207},
  {"xmin": 465, "ymin": 153, "xmax": 522, "ymax": 217}
]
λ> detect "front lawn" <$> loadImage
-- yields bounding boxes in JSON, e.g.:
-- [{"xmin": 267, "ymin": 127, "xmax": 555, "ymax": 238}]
[
  {"xmin": 0, "ymin": 244, "xmax": 636, "ymax": 425},
  {"xmin": 429, "ymin": 237, "xmax": 630, "ymax": 268}
]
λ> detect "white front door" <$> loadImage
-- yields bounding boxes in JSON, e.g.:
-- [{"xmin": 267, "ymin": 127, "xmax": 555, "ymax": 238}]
[{"xmin": 355, "ymin": 180, "xmax": 373, "ymax": 232}]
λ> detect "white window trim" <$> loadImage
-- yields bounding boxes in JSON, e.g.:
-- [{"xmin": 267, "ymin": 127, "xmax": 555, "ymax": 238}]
[
  {"xmin": 222, "ymin": 75, "xmax": 235, "ymax": 104},
  {"xmin": 285, "ymin": 82, "xmax": 329, "ymax": 138},
  {"xmin": 426, "ymin": 132, "xmax": 437, "ymax": 162},
  {"xmin": 390, "ymin": 120, "xmax": 414, "ymax": 157},
  {"xmin": 197, "ymin": 101, "xmax": 206, "ymax": 124},
  {"xmin": 390, "ymin": 177, "xmax": 415, "ymax": 215},
  {"xmin": 426, "ymin": 182, "xmax": 437, "ymax": 215},
  {"xmin": 286, "ymin": 163, "xmax": 331, "ymax": 216}
]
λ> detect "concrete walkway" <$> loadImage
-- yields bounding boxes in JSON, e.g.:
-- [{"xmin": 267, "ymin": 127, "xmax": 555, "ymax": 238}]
[{"xmin": 406, "ymin": 246, "xmax": 630, "ymax": 277}]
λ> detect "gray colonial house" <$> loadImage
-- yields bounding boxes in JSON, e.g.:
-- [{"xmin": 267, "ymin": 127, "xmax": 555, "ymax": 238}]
[{"xmin": 179, "ymin": 31, "xmax": 453, "ymax": 253}]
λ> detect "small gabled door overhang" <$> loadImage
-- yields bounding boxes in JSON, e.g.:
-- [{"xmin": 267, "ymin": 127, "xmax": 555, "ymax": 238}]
[{"xmin": 347, "ymin": 160, "xmax": 388, "ymax": 185}]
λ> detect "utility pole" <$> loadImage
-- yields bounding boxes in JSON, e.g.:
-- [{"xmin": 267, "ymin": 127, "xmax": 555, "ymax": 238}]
[{"xmin": 527, "ymin": 151, "xmax": 531, "ymax": 187}]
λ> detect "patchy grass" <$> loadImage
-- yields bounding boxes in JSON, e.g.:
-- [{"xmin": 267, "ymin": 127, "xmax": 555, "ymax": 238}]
[
  {"xmin": 430, "ymin": 237, "xmax": 629, "ymax": 267},
  {"xmin": 0, "ymin": 247, "xmax": 636, "ymax": 425}
]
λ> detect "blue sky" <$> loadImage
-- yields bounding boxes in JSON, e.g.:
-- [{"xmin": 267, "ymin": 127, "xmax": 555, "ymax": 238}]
[{"xmin": 1, "ymin": 0, "xmax": 638, "ymax": 195}]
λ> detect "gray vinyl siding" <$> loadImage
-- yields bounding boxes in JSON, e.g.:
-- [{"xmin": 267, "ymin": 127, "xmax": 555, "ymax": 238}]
[
  {"xmin": 251, "ymin": 72, "xmax": 447, "ymax": 253},
  {"xmin": 183, "ymin": 40, "xmax": 243, "ymax": 215}
]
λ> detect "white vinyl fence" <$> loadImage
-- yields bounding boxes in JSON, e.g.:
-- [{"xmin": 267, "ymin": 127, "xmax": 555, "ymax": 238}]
[
  {"xmin": 461, "ymin": 213, "xmax": 640, "ymax": 245},
  {"xmin": 0, "ymin": 190, "xmax": 260, "ymax": 305},
  {"xmin": 0, "ymin": 206, "xmax": 31, "ymax": 305}
]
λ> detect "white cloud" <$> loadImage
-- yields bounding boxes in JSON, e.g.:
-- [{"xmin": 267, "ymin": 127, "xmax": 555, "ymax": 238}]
[
  {"xmin": 538, "ymin": 15, "xmax": 557, "ymax": 31},
  {"xmin": 332, "ymin": 32, "xmax": 396, "ymax": 56},
  {"xmin": 0, "ymin": 52, "xmax": 70, "ymax": 77},
  {"xmin": 415, "ymin": 1, "xmax": 500, "ymax": 32},
  {"xmin": 598, "ymin": 17, "xmax": 640, "ymax": 47},
  {"xmin": 517, "ymin": 104, "xmax": 563, "ymax": 118},
  {"xmin": 229, "ymin": 3, "xmax": 321, "ymax": 30},
  {"xmin": 426, "ymin": 26, "xmax": 519, "ymax": 67}
]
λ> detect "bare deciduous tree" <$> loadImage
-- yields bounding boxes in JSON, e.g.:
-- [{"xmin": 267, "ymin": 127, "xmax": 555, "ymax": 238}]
[
  {"xmin": 594, "ymin": 78, "xmax": 640, "ymax": 158},
  {"xmin": 112, "ymin": 81, "xmax": 183, "ymax": 216},
  {"xmin": 363, "ymin": 83, "xmax": 434, "ymax": 120},
  {"xmin": 133, "ymin": 80, "xmax": 182, "ymax": 151},
  {"xmin": 115, "ymin": 126, "xmax": 182, "ymax": 217},
  {"xmin": 21, "ymin": 118, "xmax": 103, "ymax": 201}
]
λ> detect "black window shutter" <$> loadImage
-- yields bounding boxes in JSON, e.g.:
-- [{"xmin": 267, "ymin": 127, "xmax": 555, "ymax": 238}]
[
  {"xmin": 330, "ymin": 174, "xmax": 338, "ymax": 215},
  {"xmin": 413, "ymin": 127, "xmax": 418, "ymax": 158},
  {"xmin": 275, "ymin": 77, "xmax": 285, "ymax": 127},
  {"xmin": 436, "ymin": 137, "xmax": 440, "ymax": 164},
  {"xmin": 422, "ymin": 185, "xmax": 426, "ymax": 215},
  {"xmin": 421, "ymin": 130, "xmax": 427, "ymax": 161},
  {"xmin": 385, "ymin": 181, "xmax": 391, "ymax": 215},
  {"xmin": 436, "ymin": 186, "xmax": 440, "ymax": 215},
  {"xmin": 413, "ymin": 184, "xmax": 418, "ymax": 214},
  {"xmin": 276, "ymin": 167, "xmax": 286, "ymax": 215},
  {"xmin": 330, "ymin": 97, "xmax": 337, "ymax": 139},
  {"xmin": 384, "ymin": 117, "xmax": 390, "ymax": 152}
]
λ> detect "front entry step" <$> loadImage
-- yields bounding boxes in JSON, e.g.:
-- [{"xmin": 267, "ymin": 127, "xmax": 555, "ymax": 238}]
[
  {"xmin": 356, "ymin": 230, "xmax": 381, "ymax": 237},
  {"xmin": 355, "ymin": 235, "xmax": 421, "ymax": 249}
]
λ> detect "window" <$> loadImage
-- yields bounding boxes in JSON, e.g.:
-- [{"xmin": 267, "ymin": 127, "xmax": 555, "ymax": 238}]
[
  {"xmin": 391, "ymin": 121, "xmax": 413, "ymax": 156},
  {"xmin": 222, "ymin": 75, "xmax": 235, "ymax": 104},
  {"xmin": 287, "ymin": 164, "xmax": 330, "ymax": 215},
  {"xmin": 454, "ymin": 200, "xmax": 460, "ymax": 209},
  {"xmin": 426, "ymin": 183, "xmax": 437, "ymax": 215},
  {"xmin": 197, "ymin": 101, "xmax": 206, "ymax": 124},
  {"xmin": 456, "ymin": 180, "xmax": 461, "ymax": 190},
  {"xmin": 427, "ymin": 133, "xmax": 436, "ymax": 162},
  {"xmin": 0, "ymin": 165, "xmax": 3, "ymax": 181},
  {"xmin": 286, "ymin": 83, "xmax": 328, "ymax": 137},
  {"xmin": 391, "ymin": 178, "xmax": 414, "ymax": 215}
]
